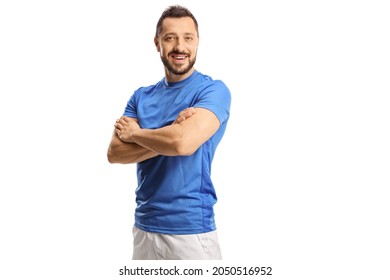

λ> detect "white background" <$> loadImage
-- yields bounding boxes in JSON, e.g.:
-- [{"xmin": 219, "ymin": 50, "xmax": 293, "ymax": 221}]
[{"xmin": 1, "ymin": 0, "xmax": 389, "ymax": 279}]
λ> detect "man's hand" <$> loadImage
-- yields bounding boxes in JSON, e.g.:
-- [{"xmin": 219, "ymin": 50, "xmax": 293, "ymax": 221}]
[
  {"xmin": 173, "ymin": 107, "xmax": 197, "ymax": 124},
  {"xmin": 115, "ymin": 116, "xmax": 140, "ymax": 142}
]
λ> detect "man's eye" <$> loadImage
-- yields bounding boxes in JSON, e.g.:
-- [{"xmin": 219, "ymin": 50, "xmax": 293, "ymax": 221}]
[{"xmin": 185, "ymin": 37, "xmax": 193, "ymax": 41}]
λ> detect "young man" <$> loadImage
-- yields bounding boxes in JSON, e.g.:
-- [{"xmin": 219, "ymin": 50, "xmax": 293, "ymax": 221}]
[{"xmin": 107, "ymin": 5, "xmax": 231, "ymax": 260}]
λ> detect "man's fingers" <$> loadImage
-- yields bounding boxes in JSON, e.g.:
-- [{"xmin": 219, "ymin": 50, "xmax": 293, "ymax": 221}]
[
  {"xmin": 115, "ymin": 118, "xmax": 129, "ymax": 127},
  {"xmin": 121, "ymin": 116, "xmax": 132, "ymax": 122},
  {"xmin": 178, "ymin": 108, "xmax": 196, "ymax": 118},
  {"xmin": 181, "ymin": 107, "xmax": 196, "ymax": 115},
  {"xmin": 173, "ymin": 108, "xmax": 197, "ymax": 124},
  {"xmin": 114, "ymin": 121, "xmax": 123, "ymax": 129}
]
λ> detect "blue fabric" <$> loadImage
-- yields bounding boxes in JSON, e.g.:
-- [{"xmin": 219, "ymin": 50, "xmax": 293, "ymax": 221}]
[{"xmin": 123, "ymin": 70, "xmax": 231, "ymax": 234}]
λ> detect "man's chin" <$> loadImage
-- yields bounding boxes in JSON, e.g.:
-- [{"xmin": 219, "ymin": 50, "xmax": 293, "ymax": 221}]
[
  {"xmin": 169, "ymin": 66, "xmax": 192, "ymax": 76},
  {"xmin": 161, "ymin": 57, "xmax": 195, "ymax": 76}
]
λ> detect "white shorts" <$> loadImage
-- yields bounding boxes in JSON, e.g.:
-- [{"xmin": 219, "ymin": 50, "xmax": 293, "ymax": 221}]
[{"xmin": 132, "ymin": 226, "xmax": 222, "ymax": 260}]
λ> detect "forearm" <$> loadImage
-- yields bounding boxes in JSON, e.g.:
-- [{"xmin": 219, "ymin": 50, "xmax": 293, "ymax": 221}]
[
  {"xmin": 107, "ymin": 132, "xmax": 159, "ymax": 164},
  {"xmin": 132, "ymin": 124, "xmax": 194, "ymax": 156},
  {"xmin": 132, "ymin": 124, "xmax": 200, "ymax": 156}
]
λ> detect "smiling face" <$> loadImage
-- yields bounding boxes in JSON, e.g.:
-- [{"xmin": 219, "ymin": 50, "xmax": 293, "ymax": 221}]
[{"xmin": 154, "ymin": 17, "xmax": 199, "ymax": 82}]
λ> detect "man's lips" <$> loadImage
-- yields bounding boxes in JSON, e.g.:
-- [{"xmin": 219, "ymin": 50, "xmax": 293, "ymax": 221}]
[{"xmin": 170, "ymin": 53, "xmax": 189, "ymax": 61}]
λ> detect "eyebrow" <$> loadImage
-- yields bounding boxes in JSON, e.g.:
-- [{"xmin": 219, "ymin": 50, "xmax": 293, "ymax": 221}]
[{"xmin": 163, "ymin": 32, "xmax": 196, "ymax": 37}]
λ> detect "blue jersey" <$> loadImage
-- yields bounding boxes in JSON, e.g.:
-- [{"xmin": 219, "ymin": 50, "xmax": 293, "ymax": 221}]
[{"xmin": 123, "ymin": 70, "xmax": 231, "ymax": 234}]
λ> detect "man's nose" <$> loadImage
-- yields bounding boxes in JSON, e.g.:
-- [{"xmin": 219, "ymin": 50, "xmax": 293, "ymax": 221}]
[{"xmin": 173, "ymin": 38, "xmax": 185, "ymax": 52}]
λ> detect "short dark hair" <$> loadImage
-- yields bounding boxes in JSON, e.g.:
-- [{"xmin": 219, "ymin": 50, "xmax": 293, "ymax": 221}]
[{"xmin": 155, "ymin": 5, "xmax": 199, "ymax": 37}]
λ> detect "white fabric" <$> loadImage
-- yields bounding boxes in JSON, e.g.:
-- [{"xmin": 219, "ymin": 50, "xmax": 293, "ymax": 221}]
[{"xmin": 132, "ymin": 226, "xmax": 222, "ymax": 260}]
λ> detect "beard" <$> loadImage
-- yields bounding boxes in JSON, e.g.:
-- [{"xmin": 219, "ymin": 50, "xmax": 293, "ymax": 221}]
[{"xmin": 160, "ymin": 53, "xmax": 196, "ymax": 76}]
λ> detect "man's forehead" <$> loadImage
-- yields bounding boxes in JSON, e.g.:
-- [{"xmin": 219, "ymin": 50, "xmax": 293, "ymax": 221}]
[{"xmin": 161, "ymin": 17, "xmax": 197, "ymax": 33}]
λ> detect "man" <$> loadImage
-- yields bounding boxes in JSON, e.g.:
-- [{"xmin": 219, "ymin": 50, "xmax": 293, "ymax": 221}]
[{"xmin": 107, "ymin": 5, "xmax": 231, "ymax": 260}]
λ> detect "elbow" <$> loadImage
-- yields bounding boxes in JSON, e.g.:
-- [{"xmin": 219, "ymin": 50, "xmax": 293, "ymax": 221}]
[
  {"xmin": 107, "ymin": 148, "xmax": 116, "ymax": 163},
  {"xmin": 175, "ymin": 144, "xmax": 196, "ymax": 156},
  {"xmin": 107, "ymin": 145, "xmax": 123, "ymax": 164},
  {"xmin": 171, "ymin": 136, "xmax": 197, "ymax": 156},
  {"xmin": 107, "ymin": 143, "xmax": 139, "ymax": 164},
  {"xmin": 107, "ymin": 155, "xmax": 115, "ymax": 164}
]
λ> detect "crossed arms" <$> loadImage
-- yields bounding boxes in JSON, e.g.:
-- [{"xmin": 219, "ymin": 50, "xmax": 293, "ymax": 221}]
[{"xmin": 107, "ymin": 107, "xmax": 220, "ymax": 164}]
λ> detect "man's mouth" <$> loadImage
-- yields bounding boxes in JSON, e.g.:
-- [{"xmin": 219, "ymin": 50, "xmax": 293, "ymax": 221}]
[{"xmin": 171, "ymin": 53, "xmax": 188, "ymax": 61}]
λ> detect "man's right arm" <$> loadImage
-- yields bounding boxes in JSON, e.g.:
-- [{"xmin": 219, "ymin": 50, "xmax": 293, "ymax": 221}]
[
  {"xmin": 107, "ymin": 117, "xmax": 158, "ymax": 164},
  {"xmin": 107, "ymin": 128, "xmax": 159, "ymax": 164}
]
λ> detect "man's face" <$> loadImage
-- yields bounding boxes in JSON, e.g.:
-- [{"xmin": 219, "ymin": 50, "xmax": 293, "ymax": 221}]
[{"xmin": 155, "ymin": 17, "xmax": 199, "ymax": 81}]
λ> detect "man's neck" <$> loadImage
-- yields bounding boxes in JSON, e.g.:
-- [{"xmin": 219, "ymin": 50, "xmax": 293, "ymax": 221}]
[{"xmin": 165, "ymin": 68, "xmax": 195, "ymax": 83}]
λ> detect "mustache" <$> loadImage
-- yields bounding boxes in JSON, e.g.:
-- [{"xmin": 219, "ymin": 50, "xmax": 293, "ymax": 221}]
[{"xmin": 169, "ymin": 51, "xmax": 189, "ymax": 56}]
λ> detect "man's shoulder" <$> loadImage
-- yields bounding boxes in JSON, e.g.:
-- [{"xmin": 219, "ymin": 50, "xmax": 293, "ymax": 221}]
[
  {"xmin": 196, "ymin": 71, "xmax": 228, "ymax": 85},
  {"xmin": 195, "ymin": 72, "xmax": 229, "ymax": 91},
  {"xmin": 134, "ymin": 78, "xmax": 164, "ymax": 94}
]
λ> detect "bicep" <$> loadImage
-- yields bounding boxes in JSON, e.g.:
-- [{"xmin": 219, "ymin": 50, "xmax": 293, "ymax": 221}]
[{"xmin": 178, "ymin": 107, "xmax": 220, "ymax": 153}]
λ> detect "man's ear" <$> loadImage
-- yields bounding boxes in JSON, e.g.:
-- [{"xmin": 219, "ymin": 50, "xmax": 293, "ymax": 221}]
[{"xmin": 154, "ymin": 37, "xmax": 160, "ymax": 52}]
